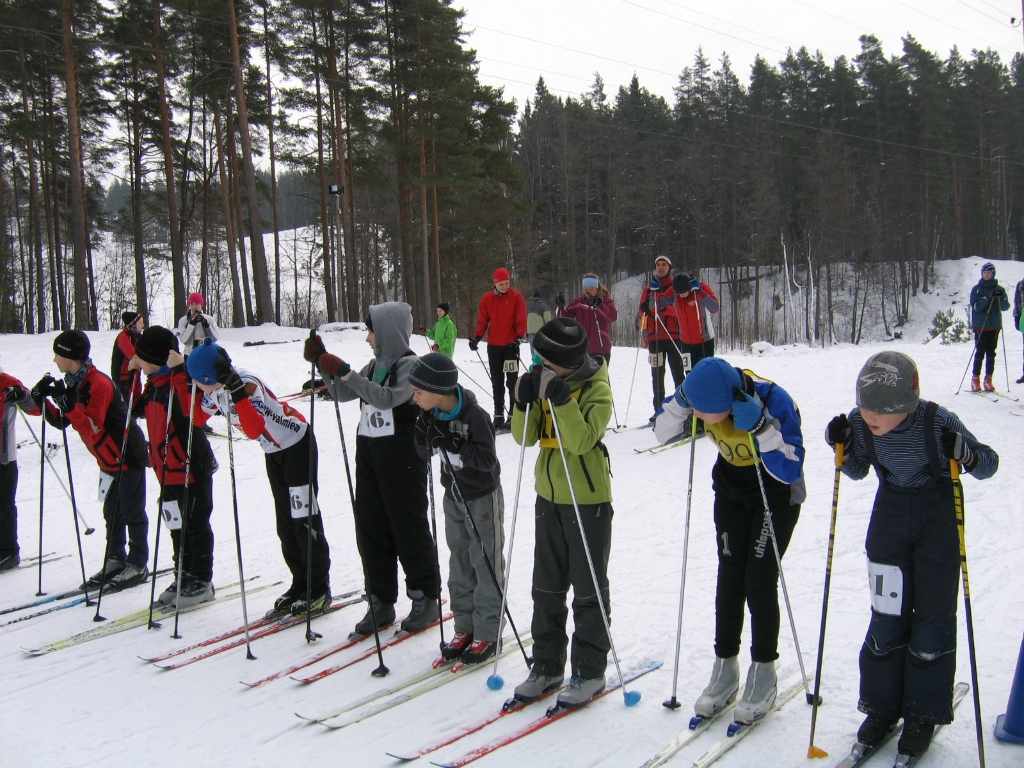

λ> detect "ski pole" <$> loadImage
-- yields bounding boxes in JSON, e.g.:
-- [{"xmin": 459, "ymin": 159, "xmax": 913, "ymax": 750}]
[
  {"xmin": 36, "ymin": 409, "xmax": 46, "ymax": 597},
  {"xmin": 1001, "ymin": 325, "xmax": 1010, "ymax": 392},
  {"xmin": 807, "ymin": 443, "xmax": 844, "ymax": 758},
  {"xmin": 171, "ymin": 379, "xmax": 198, "ymax": 640},
  {"xmin": 19, "ymin": 409, "xmax": 95, "ymax": 533},
  {"xmin": 746, "ymin": 433, "xmax": 816, "ymax": 705},
  {"xmin": 663, "ymin": 413, "xmax": 699, "ymax": 710},
  {"xmin": 488, "ymin": 401, "xmax": 532, "ymax": 690},
  {"xmin": 622, "ymin": 333, "xmax": 641, "ymax": 428},
  {"xmin": 148, "ymin": 384, "xmax": 175, "ymax": 630},
  {"xmin": 94, "ymin": 372, "xmax": 140, "ymax": 622},
  {"xmin": 951, "ymin": 458, "xmax": 987, "ymax": 768},
  {"xmin": 439, "ymin": 448, "xmax": 531, "ymax": 669},
  {"xmin": 304, "ymin": 332, "xmax": 322, "ymax": 644},
  {"xmin": 426, "ymin": 458, "xmax": 446, "ymax": 651},
  {"xmin": 54, "ymin": 400, "xmax": 92, "ymax": 606},
  {"xmin": 453, "ymin": 363, "xmax": 492, "ymax": 405},
  {"xmin": 548, "ymin": 399, "xmax": 639, "ymax": 707},
  {"xmin": 324, "ymin": 351, "xmax": 388, "ymax": 678},
  {"xmin": 221, "ymin": 389, "xmax": 255, "ymax": 659}
]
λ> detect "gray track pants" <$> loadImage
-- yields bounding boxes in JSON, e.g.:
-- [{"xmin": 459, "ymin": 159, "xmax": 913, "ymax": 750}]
[{"xmin": 443, "ymin": 487, "xmax": 505, "ymax": 642}]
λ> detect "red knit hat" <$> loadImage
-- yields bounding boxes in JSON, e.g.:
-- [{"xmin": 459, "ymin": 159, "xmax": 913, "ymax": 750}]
[
  {"xmin": 187, "ymin": 292, "xmax": 205, "ymax": 306},
  {"xmin": 492, "ymin": 267, "xmax": 510, "ymax": 283}
]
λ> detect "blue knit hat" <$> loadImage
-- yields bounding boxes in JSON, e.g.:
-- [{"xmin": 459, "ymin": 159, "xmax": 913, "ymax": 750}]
[
  {"xmin": 186, "ymin": 337, "xmax": 225, "ymax": 385},
  {"xmin": 682, "ymin": 357, "xmax": 742, "ymax": 413},
  {"xmin": 981, "ymin": 262, "xmax": 995, "ymax": 277}
]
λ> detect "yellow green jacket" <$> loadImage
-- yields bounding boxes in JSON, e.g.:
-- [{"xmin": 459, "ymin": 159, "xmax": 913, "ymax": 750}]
[{"xmin": 425, "ymin": 314, "xmax": 457, "ymax": 358}]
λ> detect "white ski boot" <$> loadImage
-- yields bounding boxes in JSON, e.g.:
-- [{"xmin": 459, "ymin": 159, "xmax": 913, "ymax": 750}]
[
  {"xmin": 733, "ymin": 660, "xmax": 776, "ymax": 725},
  {"xmin": 694, "ymin": 655, "xmax": 740, "ymax": 718}
]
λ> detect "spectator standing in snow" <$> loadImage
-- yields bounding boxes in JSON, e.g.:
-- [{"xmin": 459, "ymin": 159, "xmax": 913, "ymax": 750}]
[
  {"xmin": 0, "ymin": 358, "xmax": 40, "ymax": 572},
  {"xmin": 470, "ymin": 268, "xmax": 527, "ymax": 431},
  {"xmin": 556, "ymin": 273, "xmax": 618, "ymax": 364},
  {"xmin": 969, "ymin": 262, "xmax": 1010, "ymax": 391},
  {"xmin": 420, "ymin": 302, "xmax": 457, "ymax": 358},
  {"xmin": 175, "ymin": 292, "xmax": 220, "ymax": 358},
  {"xmin": 111, "ymin": 311, "xmax": 144, "ymax": 403},
  {"xmin": 824, "ymin": 351, "xmax": 998, "ymax": 762},
  {"xmin": 1014, "ymin": 274, "xmax": 1024, "ymax": 384},
  {"xmin": 526, "ymin": 290, "xmax": 551, "ymax": 355}
]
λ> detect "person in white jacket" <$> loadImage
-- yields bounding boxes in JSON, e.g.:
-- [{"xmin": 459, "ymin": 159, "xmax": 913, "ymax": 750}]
[{"xmin": 175, "ymin": 292, "xmax": 220, "ymax": 358}]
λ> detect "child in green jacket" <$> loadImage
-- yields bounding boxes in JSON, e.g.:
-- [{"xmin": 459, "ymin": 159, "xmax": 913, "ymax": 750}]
[
  {"xmin": 422, "ymin": 303, "xmax": 457, "ymax": 358},
  {"xmin": 509, "ymin": 317, "xmax": 614, "ymax": 710}
]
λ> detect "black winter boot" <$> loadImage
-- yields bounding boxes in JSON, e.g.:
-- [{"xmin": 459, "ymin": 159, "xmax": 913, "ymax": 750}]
[
  {"xmin": 352, "ymin": 594, "xmax": 396, "ymax": 636},
  {"xmin": 401, "ymin": 589, "xmax": 440, "ymax": 633},
  {"xmin": 857, "ymin": 716, "xmax": 898, "ymax": 747},
  {"xmin": 897, "ymin": 720, "xmax": 935, "ymax": 758}
]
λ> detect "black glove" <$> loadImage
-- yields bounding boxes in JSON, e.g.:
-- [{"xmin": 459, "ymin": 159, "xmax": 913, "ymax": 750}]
[
  {"xmin": 427, "ymin": 422, "xmax": 463, "ymax": 454},
  {"xmin": 30, "ymin": 375, "xmax": 55, "ymax": 408},
  {"xmin": 942, "ymin": 428, "xmax": 976, "ymax": 469},
  {"xmin": 51, "ymin": 381, "xmax": 78, "ymax": 413},
  {"xmin": 825, "ymin": 413, "xmax": 851, "ymax": 449},
  {"xmin": 4, "ymin": 385, "xmax": 27, "ymax": 404},
  {"xmin": 588, "ymin": 295, "xmax": 602, "ymax": 307},
  {"xmin": 512, "ymin": 371, "xmax": 537, "ymax": 408},
  {"xmin": 992, "ymin": 287, "xmax": 1006, "ymax": 299},
  {"xmin": 555, "ymin": 293, "xmax": 565, "ymax": 307},
  {"xmin": 507, "ymin": 340, "xmax": 520, "ymax": 351},
  {"xmin": 468, "ymin": 337, "xmax": 480, "ymax": 352},
  {"xmin": 535, "ymin": 366, "xmax": 571, "ymax": 406},
  {"xmin": 189, "ymin": 313, "xmax": 204, "ymax": 326},
  {"xmin": 302, "ymin": 334, "xmax": 328, "ymax": 364}
]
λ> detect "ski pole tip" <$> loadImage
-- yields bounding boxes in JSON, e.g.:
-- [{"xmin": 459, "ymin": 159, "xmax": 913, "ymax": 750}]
[
  {"xmin": 624, "ymin": 690, "xmax": 642, "ymax": 707},
  {"xmin": 85, "ymin": 528, "xmax": 96, "ymax": 535},
  {"xmin": 662, "ymin": 697, "xmax": 682, "ymax": 710},
  {"xmin": 807, "ymin": 745, "xmax": 828, "ymax": 759},
  {"xmin": 806, "ymin": 693, "xmax": 824, "ymax": 706},
  {"xmin": 371, "ymin": 664, "xmax": 390, "ymax": 678},
  {"xmin": 486, "ymin": 674, "xmax": 505, "ymax": 691}
]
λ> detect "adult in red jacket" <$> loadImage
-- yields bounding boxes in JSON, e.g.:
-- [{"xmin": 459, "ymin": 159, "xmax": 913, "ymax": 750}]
[
  {"xmin": 556, "ymin": 272, "xmax": 618, "ymax": 362},
  {"xmin": 637, "ymin": 255, "xmax": 720, "ymax": 422},
  {"xmin": 32, "ymin": 330, "xmax": 151, "ymax": 592},
  {"xmin": 1, "ymin": 360, "xmax": 40, "ymax": 571},
  {"xmin": 470, "ymin": 267, "xmax": 527, "ymax": 430},
  {"xmin": 111, "ymin": 311, "xmax": 144, "ymax": 404}
]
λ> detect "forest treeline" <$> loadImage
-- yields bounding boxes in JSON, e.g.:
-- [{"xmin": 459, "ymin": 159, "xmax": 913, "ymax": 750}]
[{"xmin": 1, "ymin": 0, "xmax": 1022, "ymax": 343}]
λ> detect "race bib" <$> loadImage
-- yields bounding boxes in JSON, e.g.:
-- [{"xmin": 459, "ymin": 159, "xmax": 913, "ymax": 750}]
[
  {"xmin": 867, "ymin": 560, "xmax": 904, "ymax": 616},
  {"xmin": 502, "ymin": 359, "xmax": 519, "ymax": 374},
  {"xmin": 97, "ymin": 473, "xmax": 114, "ymax": 503},
  {"xmin": 358, "ymin": 402, "xmax": 395, "ymax": 438},
  {"xmin": 680, "ymin": 352, "xmax": 693, "ymax": 376},
  {"xmin": 161, "ymin": 500, "xmax": 182, "ymax": 531},
  {"xmin": 648, "ymin": 352, "xmax": 665, "ymax": 367},
  {"xmin": 289, "ymin": 485, "xmax": 320, "ymax": 520}
]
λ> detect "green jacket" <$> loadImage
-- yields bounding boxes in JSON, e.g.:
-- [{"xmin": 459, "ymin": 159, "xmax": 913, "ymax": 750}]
[
  {"xmin": 426, "ymin": 313, "xmax": 457, "ymax": 358},
  {"xmin": 512, "ymin": 356, "xmax": 613, "ymax": 505}
]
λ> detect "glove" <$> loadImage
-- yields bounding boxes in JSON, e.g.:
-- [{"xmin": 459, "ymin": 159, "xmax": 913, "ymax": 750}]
[
  {"xmin": 507, "ymin": 340, "xmax": 520, "ymax": 351},
  {"xmin": 555, "ymin": 293, "xmax": 565, "ymax": 307},
  {"xmin": 30, "ymin": 374, "xmax": 55, "ymax": 408},
  {"xmin": 303, "ymin": 334, "xmax": 328, "ymax": 364},
  {"xmin": 428, "ymin": 423, "xmax": 463, "ymax": 454},
  {"xmin": 588, "ymin": 295, "xmax": 602, "ymax": 307},
  {"xmin": 824, "ymin": 413, "xmax": 851, "ymax": 450},
  {"xmin": 431, "ymin": 344, "xmax": 439, "ymax": 352},
  {"xmin": 215, "ymin": 361, "xmax": 248, "ymax": 405},
  {"xmin": 689, "ymin": 278, "xmax": 701, "ymax": 293},
  {"xmin": 51, "ymin": 381, "xmax": 78, "ymax": 413},
  {"xmin": 731, "ymin": 389, "xmax": 767, "ymax": 434},
  {"xmin": 419, "ymin": 325, "xmax": 426, "ymax": 335},
  {"xmin": 189, "ymin": 313, "xmax": 205, "ymax": 326},
  {"xmin": 942, "ymin": 429, "xmax": 976, "ymax": 469},
  {"xmin": 511, "ymin": 371, "xmax": 537, "ymax": 408},
  {"xmin": 648, "ymin": 278, "xmax": 661, "ymax": 292},
  {"xmin": 517, "ymin": 336, "xmax": 528, "ymax": 345},
  {"xmin": 992, "ymin": 287, "xmax": 1006, "ymax": 299},
  {"xmin": 4, "ymin": 385, "xmax": 27, "ymax": 404},
  {"xmin": 468, "ymin": 338, "xmax": 480, "ymax": 352},
  {"xmin": 319, "ymin": 353, "xmax": 350, "ymax": 379},
  {"xmin": 535, "ymin": 366, "xmax": 571, "ymax": 406}
]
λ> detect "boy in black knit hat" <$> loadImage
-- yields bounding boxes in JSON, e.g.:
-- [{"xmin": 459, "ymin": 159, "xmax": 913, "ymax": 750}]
[
  {"xmin": 825, "ymin": 351, "xmax": 999, "ymax": 762},
  {"xmin": 410, "ymin": 352, "xmax": 504, "ymax": 664},
  {"xmin": 510, "ymin": 317, "xmax": 615, "ymax": 710}
]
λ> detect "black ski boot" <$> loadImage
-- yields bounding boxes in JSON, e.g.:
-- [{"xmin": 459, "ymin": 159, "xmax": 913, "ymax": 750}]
[
  {"xmin": 441, "ymin": 631, "xmax": 473, "ymax": 661},
  {"xmin": 267, "ymin": 584, "xmax": 304, "ymax": 619},
  {"xmin": 401, "ymin": 589, "xmax": 440, "ymax": 633},
  {"xmin": 897, "ymin": 720, "xmax": 935, "ymax": 758},
  {"xmin": 352, "ymin": 594, "xmax": 396, "ymax": 637},
  {"xmin": 0, "ymin": 553, "xmax": 20, "ymax": 572},
  {"xmin": 857, "ymin": 716, "xmax": 898, "ymax": 747}
]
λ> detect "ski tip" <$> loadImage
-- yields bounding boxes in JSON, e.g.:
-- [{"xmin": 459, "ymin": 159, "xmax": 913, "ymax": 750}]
[
  {"xmin": 486, "ymin": 674, "xmax": 504, "ymax": 691},
  {"xmin": 384, "ymin": 753, "xmax": 415, "ymax": 762},
  {"xmin": 807, "ymin": 745, "xmax": 829, "ymax": 759},
  {"xmin": 623, "ymin": 689, "xmax": 642, "ymax": 707}
]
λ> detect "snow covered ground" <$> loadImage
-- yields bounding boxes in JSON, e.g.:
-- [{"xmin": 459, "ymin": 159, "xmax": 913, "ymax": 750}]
[{"xmin": 2, "ymin": 259, "xmax": 1023, "ymax": 768}]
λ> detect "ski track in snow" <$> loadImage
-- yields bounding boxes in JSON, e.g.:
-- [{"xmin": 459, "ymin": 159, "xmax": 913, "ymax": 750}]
[{"xmin": 2, "ymin": 257, "xmax": 1023, "ymax": 767}]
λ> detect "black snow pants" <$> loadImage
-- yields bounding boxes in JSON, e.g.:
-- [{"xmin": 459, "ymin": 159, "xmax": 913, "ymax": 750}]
[
  {"xmin": 530, "ymin": 496, "xmax": 614, "ymax": 680},
  {"xmin": 487, "ymin": 343, "xmax": 519, "ymax": 420},
  {"xmin": 163, "ymin": 474, "xmax": 215, "ymax": 582},
  {"xmin": 859, "ymin": 481, "xmax": 960, "ymax": 725},
  {"xmin": 711, "ymin": 458, "xmax": 800, "ymax": 663},
  {"xmin": 972, "ymin": 329, "xmax": 999, "ymax": 376},
  {"xmin": 102, "ymin": 466, "xmax": 149, "ymax": 567},
  {"xmin": 649, "ymin": 338, "xmax": 714, "ymax": 414},
  {"xmin": 0, "ymin": 461, "xmax": 17, "ymax": 556},
  {"xmin": 265, "ymin": 429, "xmax": 331, "ymax": 595}
]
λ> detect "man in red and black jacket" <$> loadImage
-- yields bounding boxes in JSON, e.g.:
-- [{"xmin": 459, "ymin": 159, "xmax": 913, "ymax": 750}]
[
  {"xmin": 111, "ymin": 311, "xmax": 144, "ymax": 404},
  {"xmin": 1, "ymin": 358, "xmax": 40, "ymax": 571},
  {"xmin": 130, "ymin": 325, "xmax": 219, "ymax": 608},
  {"xmin": 31, "ymin": 330, "xmax": 151, "ymax": 592},
  {"xmin": 470, "ymin": 267, "xmax": 527, "ymax": 430}
]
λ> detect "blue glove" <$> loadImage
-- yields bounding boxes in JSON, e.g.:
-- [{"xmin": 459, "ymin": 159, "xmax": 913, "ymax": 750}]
[
  {"xmin": 731, "ymin": 390, "xmax": 767, "ymax": 434},
  {"xmin": 689, "ymin": 278, "xmax": 701, "ymax": 293},
  {"xmin": 648, "ymin": 279, "xmax": 661, "ymax": 292}
]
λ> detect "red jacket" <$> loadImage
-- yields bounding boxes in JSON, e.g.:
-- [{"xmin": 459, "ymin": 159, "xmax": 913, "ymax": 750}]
[
  {"xmin": 638, "ymin": 278, "xmax": 719, "ymax": 345},
  {"xmin": 558, "ymin": 295, "xmax": 618, "ymax": 354},
  {"xmin": 474, "ymin": 288, "xmax": 527, "ymax": 346},
  {"xmin": 44, "ymin": 364, "xmax": 149, "ymax": 473},
  {"xmin": 136, "ymin": 366, "xmax": 216, "ymax": 486},
  {"xmin": 111, "ymin": 327, "xmax": 142, "ymax": 404}
]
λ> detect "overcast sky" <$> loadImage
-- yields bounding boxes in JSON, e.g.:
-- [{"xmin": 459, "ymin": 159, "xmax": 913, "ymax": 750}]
[{"xmin": 457, "ymin": 0, "xmax": 1024, "ymax": 110}]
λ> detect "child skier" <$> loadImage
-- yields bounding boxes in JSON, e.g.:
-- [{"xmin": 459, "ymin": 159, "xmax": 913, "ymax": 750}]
[
  {"xmin": 303, "ymin": 302, "xmax": 440, "ymax": 636},
  {"xmin": 187, "ymin": 338, "xmax": 332, "ymax": 617},
  {"xmin": 1, "ymin": 359, "xmax": 40, "ymax": 572},
  {"xmin": 654, "ymin": 355, "xmax": 805, "ymax": 726},
  {"xmin": 111, "ymin": 311, "xmax": 144, "ymax": 403},
  {"xmin": 131, "ymin": 326, "xmax": 219, "ymax": 607},
  {"xmin": 509, "ymin": 317, "xmax": 615, "ymax": 710},
  {"xmin": 825, "ymin": 351, "xmax": 998, "ymax": 761},
  {"xmin": 32, "ymin": 331, "xmax": 152, "ymax": 592},
  {"xmin": 969, "ymin": 262, "xmax": 1011, "ymax": 392},
  {"xmin": 410, "ymin": 352, "xmax": 504, "ymax": 663},
  {"xmin": 420, "ymin": 303, "xmax": 457, "ymax": 358}
]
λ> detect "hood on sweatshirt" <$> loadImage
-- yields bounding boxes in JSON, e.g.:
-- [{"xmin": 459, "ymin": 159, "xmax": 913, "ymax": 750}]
[{"xmin": 367, "ymin": 301, "xmax": 414, "ymax": 378}]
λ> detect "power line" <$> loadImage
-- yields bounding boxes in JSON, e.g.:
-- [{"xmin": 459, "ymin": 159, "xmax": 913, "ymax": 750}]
[{"xmin": 617, "ymin": 0, "xmax": 787, "ymax": 56}]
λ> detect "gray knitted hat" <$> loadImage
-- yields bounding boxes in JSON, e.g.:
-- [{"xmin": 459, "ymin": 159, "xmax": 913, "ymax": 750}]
[
  {"xmin": 856, "ymin": 351, "xmax": 920, "ymax": 414},
  {"xmin": 409, "ymin": 352, "xmax": 458, "ymax": 394}
]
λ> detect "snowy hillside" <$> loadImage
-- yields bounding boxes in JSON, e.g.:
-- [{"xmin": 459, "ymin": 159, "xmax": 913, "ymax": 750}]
[{"xmin": 1, "ymin": 263, "xmax": 1023, "ymax": 767}]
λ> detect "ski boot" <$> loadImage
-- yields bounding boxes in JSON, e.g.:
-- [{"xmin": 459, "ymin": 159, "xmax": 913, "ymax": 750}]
[
  {"xmin": 267, "ymin": 585, "xmax": 304, "ymax": 619},
  {"xmin": 552, "ymin": 674, "xmax": 605, "ymax": 711},
  {"xmin": 352, "ymin": 594, "xmax": 395, "ymax": 637},
  {"xmin": 733, "ymin": 661, "xmax": 776, "ymax": 725},
  {"xmin": 971, "ymin": 375, "xmax": 981, "ymax": 392},
  {"xmin": 401, "ymin": 589, "xmax": 440, "ymax": 633},
  {"xmin": 80, "ymin": 559, "xmax": 126, "ymax": 591},
  {"xmin": 897, "ymin": 720, "xmax": 934, "ymax": 760},
  {"xmin": 441, "ymin": 631, "xmax": 474, "ymax": 661},
  {"xmin": 290, "ymin": 588, "xmax": 330, "ymax": 617},
  {"xmin": 104, "ymin": 562, "xmax": 149, "ymax": 593},
  {"xmin": 174, "ymin": 575, "xmax": 215, "ymax": 608},
  {"xmin": 983, "ymin": 374, "xmax": 995, "ymax": 392},
  {"xmin": 857, "ymin": 716, "xmax": 898, "ymax": 747},
  {"xmin": 461, "ymin": 639, "xmax": 496, "ymax": 665},
  {"xmin": 512, "ymin": 668, "xmax": 563, "ymax": 703},
  {"xmin": 694, "ymin": 655, "xmax": 740, "ymax": 718}
]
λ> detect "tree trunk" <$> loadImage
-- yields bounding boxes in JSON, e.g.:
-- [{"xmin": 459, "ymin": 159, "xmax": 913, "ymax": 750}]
[
  {"xmin": 225, "ymin": 97, "xmax": 255, "ymax": 325},
  {"xmin": 18, "ymin": 33, "xmax": 46, "ymax": 332},
  {"xmin": 214, "ymin": 101, "xmax": 245, "ymax": 327},
  {"xmin": 61, "ymin": 0, "xmax": 90, "ymax": 328},
  {"xmin": 311, "ymin": 13, "xmax": 336, "ymax": 322},
  {"xmin": 263, "ymin": 4, "xmax": 281, "ymax": 324},
  {"xmin": 130, "ymin": 59, "xmax": 149, "ymax": 321}
]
